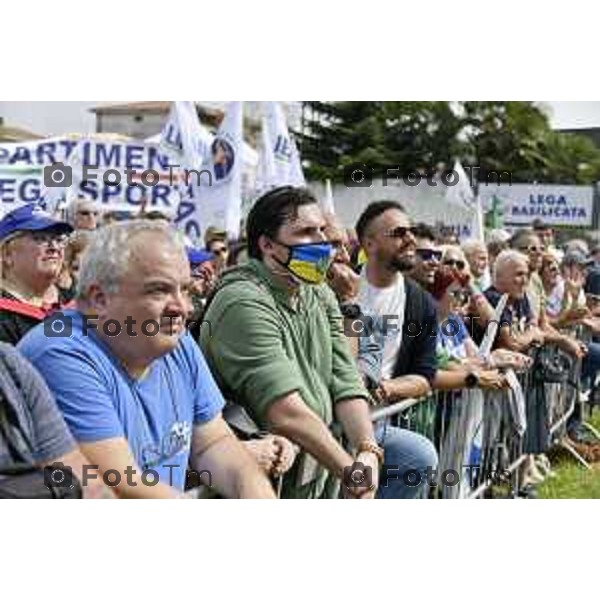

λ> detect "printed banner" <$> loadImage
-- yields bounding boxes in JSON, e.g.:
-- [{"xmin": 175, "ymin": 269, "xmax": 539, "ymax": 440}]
[
  {"xmin": 0, "ymin": 136, "xmax": 196, "ymax": 226},
  {"xmin": 478, "ymin": 184, "xmax": 594, "ymax": 227}
]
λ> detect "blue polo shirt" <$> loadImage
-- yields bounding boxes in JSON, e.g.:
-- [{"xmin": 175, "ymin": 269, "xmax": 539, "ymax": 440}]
[{"xmin": 18, "ymin": 310, "xmax": 224, "ymax": 491}]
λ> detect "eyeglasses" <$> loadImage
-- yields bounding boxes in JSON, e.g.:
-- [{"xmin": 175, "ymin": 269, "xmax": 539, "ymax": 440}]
[
  {"xmin": 191, "ymin": 265, "xmax": 213, "ymax": 279},
  {"xmin": 449, "ymin": 289, "xmax": 471, "ymax": 303},
  {"xmin": 384, "ymin": 226, "xmax": 417, "ymax": 239},
  {"xmin": 443, "ymin": 259, "xmax": 466, "ymax": 271},
  {"xmin": 416, "ymin": 248, "xmax": 442, "ymax": 262},
  {"xmin": 519, "ymin": 245, "xmax": 544, "ymax": 253},
  {"xmin": 21, "ymin": 231, "xmax": 68, "ymax": 248}
]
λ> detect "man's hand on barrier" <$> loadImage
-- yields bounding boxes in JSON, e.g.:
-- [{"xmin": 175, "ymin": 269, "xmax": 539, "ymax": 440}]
[
  {"xmin": 271, "ymin": 436, "xmax": 299, "ymax": 477},
  {"xmin": 563, "ymin": 305, "xmax": 590, "ymax": 326},
  {"xmin": 557, "ymin": 335, "xmax": 587, "ymax": 359},
  {"xmin": 244, "ymin": 436, "xmax": 292, "ymax": 476},
  {"xmin": 342, "ymin": 452, "xmax": 379, "ymax": 499},
  {"xmin": 489, "ymin": 349, "xmax": 532, "ymax": 372},
  {"xmin": 530, "ymin": 328, "xmax": 546, "ymax": 346},
  {"xmin": 477, "ymin": 369, "xmax": 507, "ymax": 390},
  {"xmin": 378, "ymin": 376, "xmax": 431, "ymax": 403}
]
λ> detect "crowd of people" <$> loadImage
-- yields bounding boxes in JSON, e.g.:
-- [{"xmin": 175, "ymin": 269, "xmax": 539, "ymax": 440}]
[{"xmin": 1, "ymin": 186, "xmax": 599, "ymax": 499}]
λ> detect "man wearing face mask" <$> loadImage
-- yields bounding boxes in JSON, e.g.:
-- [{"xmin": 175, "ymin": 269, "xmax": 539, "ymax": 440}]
[{"xmin": 200, "ymin": 186, "xmax": 382, "ymax": 499}]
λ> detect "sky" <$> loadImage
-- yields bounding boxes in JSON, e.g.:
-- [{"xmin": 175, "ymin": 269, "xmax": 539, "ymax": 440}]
[{"xmin": 1, "ymin": 101, "xmax": 600, "ymax": 138}]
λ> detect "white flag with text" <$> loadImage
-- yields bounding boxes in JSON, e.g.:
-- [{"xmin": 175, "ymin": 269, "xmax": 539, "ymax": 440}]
[{"xmin": 256, "ymin": 101, "xmax": 305, "ymax": 194}]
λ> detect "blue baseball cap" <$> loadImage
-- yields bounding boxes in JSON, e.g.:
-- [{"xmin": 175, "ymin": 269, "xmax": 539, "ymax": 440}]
[
  {"xmin": 186, "ymin": 247, "xmax": 215, "ymax": 266},
  {"xmin": 0, "ymin": 204, "xmax": 73, "ymax": 242}
]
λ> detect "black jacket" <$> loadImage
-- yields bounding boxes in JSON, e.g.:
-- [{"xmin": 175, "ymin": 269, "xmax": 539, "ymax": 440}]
[{"xmin": 391, "ymin": 277, "xmax": 438, "ymax": 383}]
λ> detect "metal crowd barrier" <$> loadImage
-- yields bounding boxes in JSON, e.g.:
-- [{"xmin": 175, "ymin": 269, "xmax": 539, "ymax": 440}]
[{"xmin": 369, "ymin": 342, "xmax": 585, "ymax": 499}]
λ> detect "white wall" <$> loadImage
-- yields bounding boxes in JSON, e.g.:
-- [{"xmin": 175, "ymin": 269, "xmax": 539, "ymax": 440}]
[{"xmin": 309, "ymin": 178, "xmax": 472, "ymax": 234}]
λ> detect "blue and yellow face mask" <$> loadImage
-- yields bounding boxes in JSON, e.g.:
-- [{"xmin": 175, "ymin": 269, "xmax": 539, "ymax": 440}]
[{"xmin": 274, "ymin": 241, "xmax": 333, "ymax": 285}]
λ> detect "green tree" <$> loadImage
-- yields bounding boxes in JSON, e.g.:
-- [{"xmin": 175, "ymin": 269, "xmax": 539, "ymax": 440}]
[
  {"xmin": 298, "ymin": 101, "xmax": 461, "ymax": 181},
  {"xmin": 298, "ymin": 101, "xmax": 600, "ymax": 186}
]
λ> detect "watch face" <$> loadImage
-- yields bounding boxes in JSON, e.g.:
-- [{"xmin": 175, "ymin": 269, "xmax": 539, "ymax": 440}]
[
  {"xmin": 465, "ymin": 373, "xmax": 478, "ymax": 388},
  {"xmin": 342, "ymin": 304, "xmax": 361, "ymax": 319}
]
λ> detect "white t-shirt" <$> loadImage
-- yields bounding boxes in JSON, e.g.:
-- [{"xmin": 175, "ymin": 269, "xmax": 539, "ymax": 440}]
[{"xmin": 357, "ymin": 271, "xmax": 406, "ymax": 380}]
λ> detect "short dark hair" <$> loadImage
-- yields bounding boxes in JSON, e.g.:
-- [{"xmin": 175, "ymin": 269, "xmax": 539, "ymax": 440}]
[
  {"xmin": 509, "ymin": 228, "xmax": 538, "ymax": 249},
  {"xmin": 532, "ymin": 218, "xmax": 551, "ymax": 231},
  {"xmin": 355, "ymin": 200, "xmax": 406, "ymax": 244},
  {"xmin": 412, "ymin": 222, "xmax": 437, "ymax": 243},
  {"xmin": 246, "ymin": 186, "xmax": 318, "ymax": 260}
]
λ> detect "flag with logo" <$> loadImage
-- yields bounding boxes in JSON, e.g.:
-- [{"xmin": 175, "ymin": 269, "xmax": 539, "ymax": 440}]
[
  {"xmin": 444, "ymin": 159, "xmax": 484, "ymax": 242},
  {"xmin": 160, "ymin": 101, "xmax": 244, "ymax": 240},
  {"xmin": 256, "ymin": 101, "xmax": 305, "ymax": 194}
]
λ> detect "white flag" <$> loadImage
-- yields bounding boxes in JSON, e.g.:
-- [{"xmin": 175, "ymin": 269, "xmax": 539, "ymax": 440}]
[
  {"xmin": 470, "ymin": 195, "xmax": 485, "ymax": 243},
  {"xmin": 160, "ymin": 101, "xmax": 244, "ymax": 240},
  {"xmin": 445, "ymin": 159, "xmax": 484, "ymax": 243},
  {"xmin": 445, "ymin": 160, "xmax": 475, "ymax": 210},
  {"xmin": 321, "ymin": 179, "xmax": 335, "ymax": 214},
  {"xmin": 202, "ymin": 100, "xmax": 243, "ymax": 238},
  {"xmin": 256, "ymin": 101, "xmax": 305, "ymax": 194}
]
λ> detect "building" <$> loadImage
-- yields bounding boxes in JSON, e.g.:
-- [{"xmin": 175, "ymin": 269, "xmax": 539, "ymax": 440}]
[
  {"xmin": 0, "ymin": 117, "xmax": 43, "ymax": 142},
  {"xmin": 90, "ymin": 101, "xmax": 301, "ymax": 143},
  {"xmin": 556, "ymin": 127, "xmax": 600, "ymax": 149}
]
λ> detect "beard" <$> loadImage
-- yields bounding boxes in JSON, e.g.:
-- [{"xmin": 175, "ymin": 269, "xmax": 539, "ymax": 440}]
[{"xmin": 390, "ymin": 254, "xmax": 416, "ymax": 272}]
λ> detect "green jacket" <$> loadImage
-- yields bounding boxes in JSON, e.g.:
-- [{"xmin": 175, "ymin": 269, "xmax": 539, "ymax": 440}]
[{"xmin": 200, "ymin": 259, "xmax": 368, "ymax": 498}]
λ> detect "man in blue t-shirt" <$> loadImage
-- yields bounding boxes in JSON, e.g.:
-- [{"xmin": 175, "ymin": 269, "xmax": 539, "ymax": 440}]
[{"xmin": 19, "ymin": 221, "xmax": 275, "ymax": 499}]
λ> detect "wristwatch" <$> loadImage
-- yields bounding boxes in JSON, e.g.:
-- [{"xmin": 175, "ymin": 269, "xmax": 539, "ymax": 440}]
[
  {"xmin": 464, "ymin": 371, "xmax": 480, "ymax": 388},
  {"xmin": 340, "ymin": 303, "xmax": 362, "ymax": 320},
  {"xmin": 356, "ymin": 439, "xmax": 385, "ymax": 466}
]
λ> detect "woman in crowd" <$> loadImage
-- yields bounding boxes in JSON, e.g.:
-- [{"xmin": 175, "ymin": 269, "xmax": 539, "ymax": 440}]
[
  {"xmin": 429, "ymin": 265, "xmax": 529, "ymax": 496},
  {"xmin": 540, "ymin": 252, "xmax": 588, "ymax": 328}
]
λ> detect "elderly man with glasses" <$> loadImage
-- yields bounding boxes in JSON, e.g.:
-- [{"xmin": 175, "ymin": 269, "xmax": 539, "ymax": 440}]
[
  {"xmin": 69, "ymin": 198, "xmax": 99, "ymax": 232},
  {"xmin": 0, "ymin": 204, "xmax": 73, "ymax": 344}
]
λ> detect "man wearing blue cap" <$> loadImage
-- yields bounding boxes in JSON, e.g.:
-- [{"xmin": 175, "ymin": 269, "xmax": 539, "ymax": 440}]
[
  {"xmin": 0, "ymin": 204, "xmax": 73, "ymax": 344},
  {"xmin": 186, "ymin": 246, "xmax": 216, "ymax": 338}
]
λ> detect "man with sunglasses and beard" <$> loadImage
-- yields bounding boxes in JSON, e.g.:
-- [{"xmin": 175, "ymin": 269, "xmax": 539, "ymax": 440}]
[
  {"xmin": 352, "ymin": 201, "xmax": 439, "ymax": 496},
  {"xmin": 355, "ymin": 202, "xmax": 439, "ymax": 400},
  {"xmin": 0, "ymin": 204, "xmax": 73, "ymax": 345},
  {"xmin": 409, "ymin": 223, "xmax": 442, "ymax": 292}
]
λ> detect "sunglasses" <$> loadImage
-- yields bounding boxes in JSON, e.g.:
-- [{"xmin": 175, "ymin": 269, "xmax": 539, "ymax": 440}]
[
  {"xmin": 384, "ymin": 226, "xmax": 418, "ymax": 239},
  {"xmin": 416, "ymin": 248, "xmax": 442, "ymax": 262},
  {"xmin": 77, "ymin": 210, "xmax": 98, "ymax": 217},
  {"xmin": 519, "ymin": 245, "xmax": 544, "ymax": 253},
  {"xmin": 449, "ymin": 289, "xmax": 471, "ymax": 303},
  {"xmin": 443, "ymin": 259, "xmax": 466, "ymax": 270}
]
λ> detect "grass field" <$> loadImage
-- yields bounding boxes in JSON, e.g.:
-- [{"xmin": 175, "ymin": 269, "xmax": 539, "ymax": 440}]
[{"xmin": 538, "ymin": 410, "xmax": 600, "ymax": 499}]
